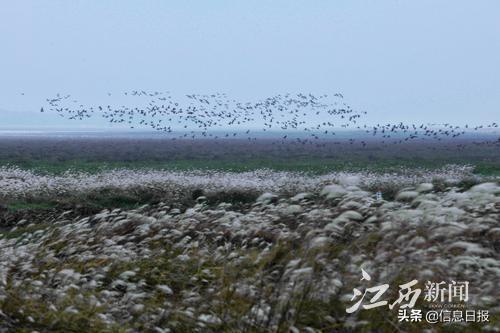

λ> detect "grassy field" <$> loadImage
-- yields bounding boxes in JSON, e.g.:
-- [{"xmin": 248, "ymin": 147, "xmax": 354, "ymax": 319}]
[
  {"xmin": 1, "ymin": 157, "xmax": 500, "ymax": 176},
  {"xmin": 0, "ymin": 136, "xmax": 498, "ymax": 214},
  {"xmin": 0, "ymin": 136, "xmax": 499, "ymax": 175}
]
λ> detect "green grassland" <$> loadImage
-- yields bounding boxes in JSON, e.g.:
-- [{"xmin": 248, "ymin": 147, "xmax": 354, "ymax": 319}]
[
  {"xmin": 1, "ymin": 157, "xmax": 499, "ymax": 176},
  {"xmin": 0, "ymin": 137, "xmax": 498, "ymax": 213},
  {"xmin": 0, "ymin": 136, "xmax": 498, "ymax": 175}
]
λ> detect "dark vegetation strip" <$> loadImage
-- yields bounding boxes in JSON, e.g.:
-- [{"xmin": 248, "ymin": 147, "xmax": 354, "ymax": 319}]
[
  {"xmin": 0, "ymin": 137, "xmax": 498, "ymax": 175},
  {"xmin": 1, "ymin": 158, "xmax": 499, "ymax": 176}
]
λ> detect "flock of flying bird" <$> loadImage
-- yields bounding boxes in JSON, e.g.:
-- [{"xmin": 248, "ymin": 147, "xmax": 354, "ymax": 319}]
[{"xmin": 39, "ymin": 91, "xmax": 499, "ymax": 148}]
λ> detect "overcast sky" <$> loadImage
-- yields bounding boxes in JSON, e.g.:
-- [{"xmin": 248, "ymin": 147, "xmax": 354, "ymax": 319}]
[{"xmin": 1, "ymin": 1, "xmax": 499, "ymax": 130}]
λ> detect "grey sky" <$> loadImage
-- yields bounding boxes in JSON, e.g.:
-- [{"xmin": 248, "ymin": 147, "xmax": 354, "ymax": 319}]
[{"xmin": 1, "ymin": 1, "xmax": 499, "ymax": 130}]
